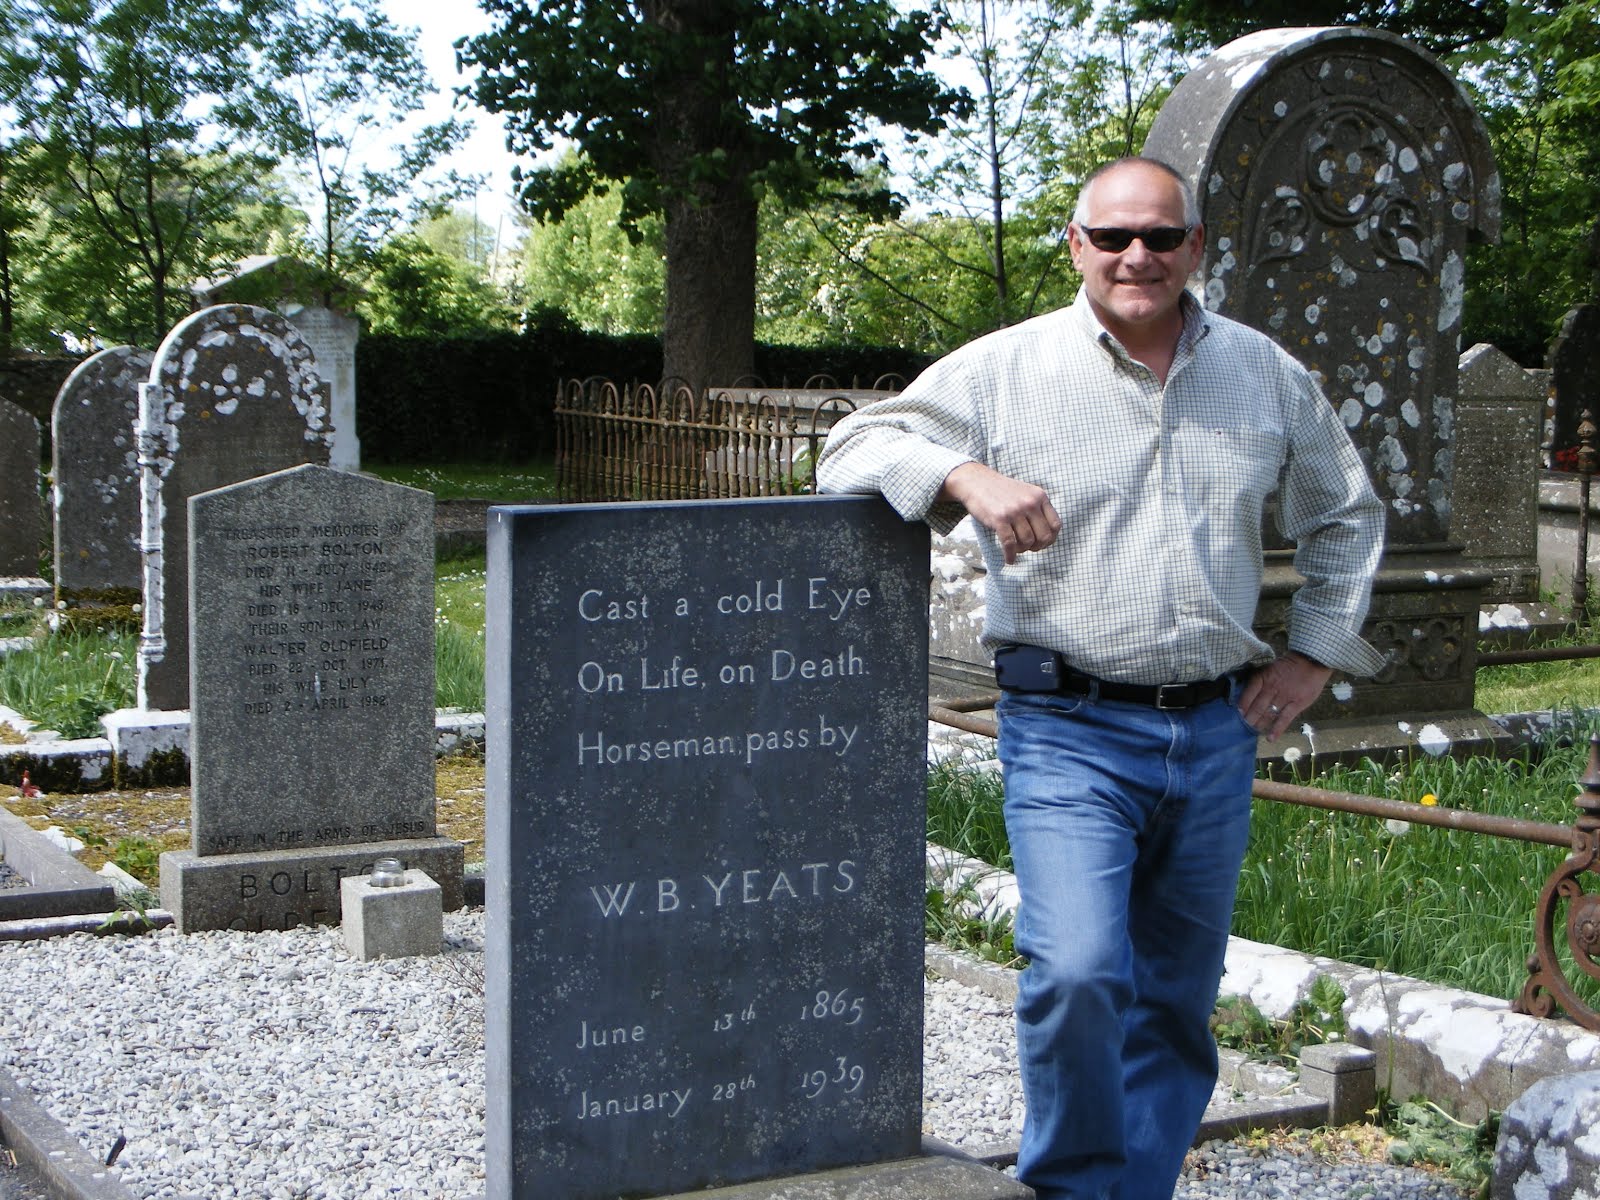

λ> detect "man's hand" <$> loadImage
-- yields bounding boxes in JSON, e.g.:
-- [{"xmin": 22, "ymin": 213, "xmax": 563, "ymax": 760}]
[
  {"xmin": 1239, "ymin": 652, "xmax": 1332, "ymax": 740},
  {"xmin": 940, "ymin": 462, "xmax": 1062, "ymax": 565}
]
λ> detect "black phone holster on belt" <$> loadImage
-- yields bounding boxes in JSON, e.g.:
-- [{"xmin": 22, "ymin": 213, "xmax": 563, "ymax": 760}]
[{"xmin": 992, "ymin": 644, "xmax": 1061, "ymax": 693}]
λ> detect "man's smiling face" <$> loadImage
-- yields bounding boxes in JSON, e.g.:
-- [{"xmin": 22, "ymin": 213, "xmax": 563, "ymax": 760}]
[{"xmin": 1068, "ymin": 161, "xmax": 1202, "ymax": 348}]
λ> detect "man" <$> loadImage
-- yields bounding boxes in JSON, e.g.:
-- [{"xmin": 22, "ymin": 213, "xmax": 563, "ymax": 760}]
[{"xmin": 816, "ymin": 157, "xmax": 1385, "ymax": 1200}]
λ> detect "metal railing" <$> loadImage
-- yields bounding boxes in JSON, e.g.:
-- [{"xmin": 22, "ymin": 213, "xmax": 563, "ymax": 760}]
[
  {"xmin": 927, "ymin": 697, "xmax": 1600, "ymax": 1032},
  {"xmin": 554, "ymin": 378, "xmax": 896, "ymax": 502}
]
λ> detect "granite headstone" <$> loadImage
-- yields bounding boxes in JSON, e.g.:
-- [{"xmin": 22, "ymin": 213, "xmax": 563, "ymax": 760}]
[
  {"xmin": 1145, "ymin": 25, "xmax": 1500, "ymax": 550},
  {"xmin": 485, "ymin": 496, "xmax": 928, "ymax": 1199},
  {"xmin": 159, "ymin": 463, "xmax": 460, "ymax": 932},
  {"xmin": 135, "ymin": 304, "xmax": 335, "ymax": 712},
  {"xmin": 1452, "ymin": 343, "xmax": 1542, "ymax": 603},
  {"xmin": 1549, "ymin": 303, "xmax": 1600, "ymax": 466},
  {"xmin": 51, "ymin": 346, "xmax": 152, "ymax": 596},
  {"xmin": 0, "ymin": 400, "xmax": 44, "ymax": 579},
  {"xmin": 285, "ymin": 305, "xmax": 361, "ymax": 471}
]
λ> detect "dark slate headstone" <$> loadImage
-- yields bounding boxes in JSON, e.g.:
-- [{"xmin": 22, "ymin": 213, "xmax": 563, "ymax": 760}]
[
  {"xmin": 485, "ymin": 496, "xmax": 928, "ymax": 1200},
  {"xmin": 0, "ymin": 400, "xmax": 43, "ymax": 578},
  {"xmin": 135, "ymin": 305, "xmax": 334, "ymax": 711},
  {"xmin": 51, "ymin": 346, "xmax": 151, "ymax": 595},
  {"xmin": 1145, "ymin": 26, "xmax": 1500, "ymax": 550},
  {"xmin": 1549, "ymin": 303, "xmax": 1600, "ymax": 465},
  {"xmin": 160, "ymin": 463, "xmax": 459, "ymax": 932}
]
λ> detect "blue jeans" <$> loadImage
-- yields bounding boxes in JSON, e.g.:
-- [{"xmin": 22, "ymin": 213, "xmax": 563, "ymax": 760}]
[{"xmin": 997, "ymin": 684, "xmax": 1257, "ymax": 1200}]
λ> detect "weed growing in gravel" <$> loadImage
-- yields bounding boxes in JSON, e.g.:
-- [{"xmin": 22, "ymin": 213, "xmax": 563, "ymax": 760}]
[{"xmin": 1211, "ymin": 976, "xmax": 1347, "ymax": 1065}]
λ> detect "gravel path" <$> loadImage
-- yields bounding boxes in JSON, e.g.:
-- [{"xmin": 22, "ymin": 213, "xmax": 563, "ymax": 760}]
[
  {"xmin": 0, "ymin": 860, "xmax": 28, "ymax": 891},
  {"xmin": 0, "ymin": 912, "xmax": 1473, "ymax": 1200}
]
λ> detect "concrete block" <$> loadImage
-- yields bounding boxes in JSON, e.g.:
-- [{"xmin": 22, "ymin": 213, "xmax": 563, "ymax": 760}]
[
  {"xmin": 1299, "ymin": 1042, "xmax": 1377, "ymax": 1125},
  {"xmin": 341, "ymin": 866, "xmax": 443, "ymax": 961},
  {"xmin": 1492, "ymin": 1069, "xmax": 1600, "ymax": 1200}
]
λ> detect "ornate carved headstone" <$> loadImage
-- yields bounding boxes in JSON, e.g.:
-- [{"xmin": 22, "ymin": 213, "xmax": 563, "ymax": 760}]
[
  {"xmin": 135, "ymin": 305, "xmax": 334, "ymax": 712},
  {"xmin": 485, "ymin": 496, "xmax": 969, "ymax": 1199},
  {"xmin": 1147, "ymin": 26, "xmax": 1499, "ymax": 549},
  {"xmin": 1146, "ymin": 27, "xmax": 1511, "ymax": 758},
  {"xmin": 0, "ymin": 400, "xmax": 43, "ymax": 579},
  {"xmin": 51, "ymin": 346, "xmax": 152, "ymax": 596},
  {"xmin": 159, "ymin": 463, "xmax": 462, "ymax": 933}
]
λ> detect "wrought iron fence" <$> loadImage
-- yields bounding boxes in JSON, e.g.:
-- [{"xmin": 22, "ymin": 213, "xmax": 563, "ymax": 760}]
[{"xmin": 554, "ymin": 378, "xmax": 899, "ymax": 502}]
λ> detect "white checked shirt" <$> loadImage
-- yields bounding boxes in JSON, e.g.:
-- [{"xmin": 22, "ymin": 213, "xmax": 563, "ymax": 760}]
[{"xmin": 816, "ymin": 289, "xmax": 1387, "ymax": 685}]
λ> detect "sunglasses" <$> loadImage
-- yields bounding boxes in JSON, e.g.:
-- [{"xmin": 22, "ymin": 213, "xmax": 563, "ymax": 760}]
[{"xmin": 1079, "ymin": 225, "xmax": 1193, "ymax": 253}]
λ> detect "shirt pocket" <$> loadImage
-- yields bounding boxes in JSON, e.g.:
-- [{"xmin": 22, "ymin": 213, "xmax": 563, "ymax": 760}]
[{"xmin": 1171, "ymin": 425, "xmax": 1286, "ymax": 513}]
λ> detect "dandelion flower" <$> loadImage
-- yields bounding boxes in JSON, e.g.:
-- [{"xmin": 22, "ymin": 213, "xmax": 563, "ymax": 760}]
[
  {"xmin": 1420, "ymin": 793, "xmax": 1438, "ymax": 806},
  {"xmin": 1384, "ymin": 818, "xmax": 1411, "ymax": 836}
]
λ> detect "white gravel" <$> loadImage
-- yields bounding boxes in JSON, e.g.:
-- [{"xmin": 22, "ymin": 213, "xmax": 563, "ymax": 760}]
[{"xmin": 0, "ymin": 913, "xmax": 1472, "ymax": 1200}]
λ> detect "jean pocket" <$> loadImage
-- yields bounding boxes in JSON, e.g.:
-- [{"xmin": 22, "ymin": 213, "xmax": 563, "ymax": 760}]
[{"xmin": 997, "ymin": 688, "xmax": 1088, "ymax": 722}]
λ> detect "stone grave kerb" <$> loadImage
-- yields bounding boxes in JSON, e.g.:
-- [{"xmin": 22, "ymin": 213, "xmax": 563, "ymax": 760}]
[
  {"xmin": 134, "ymin": 304, "xmax": 334, "ymax": 713},
  {"xmin": 51, "ymin": 346, "xmax": 152, "ymax": 598},
  {"xmin": 1141, "ymin": 27, "xmax": 1511, "ymax": 763}
]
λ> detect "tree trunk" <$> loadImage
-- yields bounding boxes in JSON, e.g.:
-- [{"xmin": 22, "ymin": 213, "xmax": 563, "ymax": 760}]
[{"xmin": 661, "ymin": 180, "xmax": 758, "ymax": 392}]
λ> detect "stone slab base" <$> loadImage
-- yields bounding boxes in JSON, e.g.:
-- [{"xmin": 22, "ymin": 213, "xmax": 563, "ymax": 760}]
[
  {"xmin": 1257, "ymin": 709, "xmax": 1515, "ymax": 776},
  {"xmin": 160, "ymin": 837, "xmax": 464, "ymax": 933},
  {"xmin": 657, "ymin": 1145, "xmax": 1032, "ymax": 1200}
]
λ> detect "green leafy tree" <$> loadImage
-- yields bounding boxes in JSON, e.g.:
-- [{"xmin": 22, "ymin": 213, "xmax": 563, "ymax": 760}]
[
  {"xmin": 520, "ymin": 180, "xmax": 666, "ymax": 338},
  {"xmin": 360, "ymin": 229, "xmax": 516, "ymax": 336},
  {"xmin": 785, "ymin": 3, "xmax": 1180, "ymax": 350},
  {"xmin": 0, "ymin": 0, "xmax": 287, "ymax": 344},
  {"xmin": 461, "ymin": 0, "xmax": 965, "ymax": 389},
  {"xmin": 892, "ymin": 0, "xmax": 1091, "ymax": 330},
  {"xmin": 1125, "ymin": 0, "xmax": 1509, "ymax": 54},
  {"xmin": 251, "ymin": 0, "xmax": 472, "ymax": 304},
  {"xmin": 1459, "ymin": 0, "xmax": 1600, "ymax": 363}
]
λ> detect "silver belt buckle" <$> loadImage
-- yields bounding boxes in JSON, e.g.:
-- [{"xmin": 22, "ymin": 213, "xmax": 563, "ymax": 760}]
[{"xmin": 1154, "ymin": 684, "xmax": 1187, "ymax": 710}]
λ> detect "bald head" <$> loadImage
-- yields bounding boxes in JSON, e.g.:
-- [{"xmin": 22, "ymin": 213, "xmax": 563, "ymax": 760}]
[{"xmin": 1072, "ymin": 158, "xmax": 1200, "ymax": 229}]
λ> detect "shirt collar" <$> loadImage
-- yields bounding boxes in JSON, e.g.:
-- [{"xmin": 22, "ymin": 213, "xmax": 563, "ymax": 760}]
[{"xmin": 1069, "ymin": 287, "xmax": 1212, "ymax": 359}]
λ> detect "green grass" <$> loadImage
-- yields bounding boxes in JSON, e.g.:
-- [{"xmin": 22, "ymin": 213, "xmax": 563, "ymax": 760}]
[
  {"xmin": 0, "ymin": 626, "xmax": 135, "ymax": 739},
  {"xmin": 924, "ymin": 740, "xmax": 1600, "ymax": 1005},
  {"xmin": 366, "ymin": 461, "xmax": 558, "ymax": 502},
  {"xmin": 435, "ymin": 553, "xmax": 487, "ymax": 712},
  {"xmin": 1477, "ymin": 655, "xmax": 1600, "ymax": 715}
]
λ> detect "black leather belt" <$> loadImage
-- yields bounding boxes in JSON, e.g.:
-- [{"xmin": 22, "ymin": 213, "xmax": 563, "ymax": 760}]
[
  {"xmin": 1056, "ymin": 669, "xmax": 1231, "ymax": 710},
  {"xmin": 993, "ymin": 644, "xmax": 1232, "ymax": 710}
]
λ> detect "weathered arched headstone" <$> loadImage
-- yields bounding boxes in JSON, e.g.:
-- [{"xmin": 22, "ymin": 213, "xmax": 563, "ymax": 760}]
[
  {"xmin": 136, "ymin": 305, "xmax": 334, "ymax": 712},
  {"xmin": 0, "ymin": 399, "xmax": 43, "ymax": 579},
  {"xmin": 1146, "ymin": 26, "xmax": 1499, "ymax": 549},
  {"xmin": 51, "ymin": 346, "xmax": 152, "ymax": 596},
  {"xmin": 1145, "ymin": 27, "xmax": 1507, "ymax": 753}
]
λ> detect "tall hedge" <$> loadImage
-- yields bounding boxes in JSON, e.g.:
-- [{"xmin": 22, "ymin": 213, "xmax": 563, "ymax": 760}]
[{"xmin": 355, "ymin": 322, "xmax": 932, "ymax": 464}]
